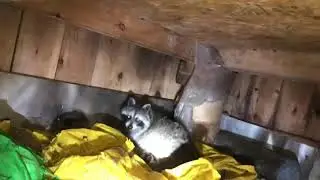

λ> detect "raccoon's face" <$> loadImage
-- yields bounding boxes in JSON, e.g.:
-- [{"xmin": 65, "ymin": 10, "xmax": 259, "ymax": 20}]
[{"xmin": 121, "ymin": 98, "xmax": 153, "ymax": 139}]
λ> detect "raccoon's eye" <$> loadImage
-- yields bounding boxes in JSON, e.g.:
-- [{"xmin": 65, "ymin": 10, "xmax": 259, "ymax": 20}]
[
  {"xmin": 127, "ymin": 115, "xmax": 131, "ymax": 119},
  {"xmin": 136, "ymin": 119, "xmax": 144, "ymax": 127}
]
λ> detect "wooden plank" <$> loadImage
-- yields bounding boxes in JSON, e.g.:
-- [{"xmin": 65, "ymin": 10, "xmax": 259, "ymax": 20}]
[
  {"xmin": 0, "ymin": 4, "xmax": 21, "ymax": 71},
  {"xmin": 305, "ymin": 86, "xmax": 320, "ymax": 142},
  {"xmin": 305, "ymin": 114, "xmax": 320, "ymax": 142},
  {"xmin": 148, "ymin": 54, "xmax": 181, "ymax": 99},
  {"xmin": 11, "ymin": 0, "xmax": 320, "ymax": 82},
  {"xmin": 12, "ymin": 10, "xmax": 65, "ymax": 78},
  {"xmin": 91, "ymin": 36, "xmax": 180, "ymax": 99},
  {"xmin": 55, "ymin": 25, "xmax": 100, "ymax": 85},
  {"xmin": 176, "ymin": 60, "xmax": 194, "ymax": 85},
  {"xmin": 224, "ymin": 73, "xmax": 253, "ymax": 120},
  {"xmin": 91, "ymin": 37, "xmax": 145, "ymax": 93},
  {"xmin": 247, "ymin": 76, "xmax": 283, "ymax": 128},
  {"xmin": 225, "ymin": 72, "xmax": 320, "ymax": 142},
  {"xmin": 274, "ymin": 80, "xmax": 315, "ymax": 136},
  {"xmin": 225, "ymin": 74, "xmax": 283, "ymax": 128}
]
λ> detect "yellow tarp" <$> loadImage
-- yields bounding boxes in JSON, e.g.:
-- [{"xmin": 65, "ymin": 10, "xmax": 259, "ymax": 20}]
[
  {"xmin": 0, "ymin": 120, "xmax": 257, "ymax": 180},
  {"xmin": 42, "ymin": 123, "xmax": 257, "ymax": 180}
]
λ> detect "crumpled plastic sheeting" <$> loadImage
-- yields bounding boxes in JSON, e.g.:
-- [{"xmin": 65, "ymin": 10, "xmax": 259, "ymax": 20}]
[
  {"xmin": 0, "ymin": 121, "xmax": 55, "ymax": 180},
  {"xmin": 199, "ymin": 143, "xmax": 257, "ymax": 180},
  {"xmin": 0, "ymin": 120, "xmax": 51, "ymax": 153},
  {"xmin": 43, "ymin": 123, "xmax": 257, "ymax": 180}
]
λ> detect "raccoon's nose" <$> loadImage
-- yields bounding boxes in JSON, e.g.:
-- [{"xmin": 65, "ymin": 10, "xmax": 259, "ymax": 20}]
[{"xmin": 125, "ymin": 121, "xmax": 133, "ymax": 129}]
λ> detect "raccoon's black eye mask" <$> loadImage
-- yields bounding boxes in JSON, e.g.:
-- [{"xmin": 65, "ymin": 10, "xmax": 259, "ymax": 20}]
[
  {"xmin": 136, "ymin": 118, "xmax": 144, "ymax": 127},
  {"xmin": 121, "ymin": 114, "xmax": 131, "ymax": 120}
]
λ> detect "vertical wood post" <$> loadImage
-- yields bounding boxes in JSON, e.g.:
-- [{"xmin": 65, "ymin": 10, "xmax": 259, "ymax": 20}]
[{"xmin": 175, "ymin": 42, "xmax": 235, "ymax": 143}]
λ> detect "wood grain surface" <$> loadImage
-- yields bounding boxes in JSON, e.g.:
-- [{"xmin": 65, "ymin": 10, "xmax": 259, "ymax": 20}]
[
  {"xmin": 225, "ymin": 74, "xmax": 319, "ymax": 140},
  {"xmin": 0, "ymin": 4, "xmax": 21, "ymax": 71},
  {"xmin": 11, "ymin": 0, "xmax": 320, "ymax": 81},
  {"xmin": 12, "ymin": 10, "xmax": 65, "ymax": 78},
  {"xmin": 55, "ymin": 25, "xmax": 100, "ymax": 84},
  {"xmin": 273, "ymin": 81, "xmax": 314, "ymax": 136},
  {"xmin": 247, "ymin": 76, "xmax": 283, "ymax": 127},
  {"xmin": 92, "ymin": 36, "xmax": 180, "ymax": 99},
  {"xmin": 224, "ymin": 73, "xmax": 253, "ymax": 120}
]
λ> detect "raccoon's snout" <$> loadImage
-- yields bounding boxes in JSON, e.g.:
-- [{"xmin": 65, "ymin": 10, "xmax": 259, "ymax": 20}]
[{"xmin": 125, "ymin": 121, "xmax": 133, "ymax": 129}]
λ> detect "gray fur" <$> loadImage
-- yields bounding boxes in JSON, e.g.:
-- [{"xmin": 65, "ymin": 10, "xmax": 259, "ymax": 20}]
[{"xmin": 120, "ymin": 97, "xmax": 194, "ymax": 165}]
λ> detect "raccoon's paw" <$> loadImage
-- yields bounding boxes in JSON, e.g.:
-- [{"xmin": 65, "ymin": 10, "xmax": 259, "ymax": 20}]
[{"xmin": 146, "ymin": 153, "xmax": 157, "ymax": 164}]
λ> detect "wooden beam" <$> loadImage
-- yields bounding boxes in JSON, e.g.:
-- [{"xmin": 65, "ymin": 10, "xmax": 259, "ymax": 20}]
[
  {"xmin": 8, "ymin": 1, "xmax": 320, "ymax": 81},
  {"xmin": 142, "ymin": 0, "xmax": 320, "ymax": 51},
  {"xmin": 220, "ymin": 48, "xmax": 320, "ymax": 82}
]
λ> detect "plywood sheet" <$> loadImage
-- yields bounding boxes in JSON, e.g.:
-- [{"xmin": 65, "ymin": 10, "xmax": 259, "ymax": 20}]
[
  {"xmin": 0, "ymin": 4, "xmax": 21, "ymax": 71},
  {"xmin": 55, "ymin": 25, "xmax": 100, "ymax": 84},
  {"xmin": 12, "ymin": 10, "xmax": 65, "ymax": 78}
]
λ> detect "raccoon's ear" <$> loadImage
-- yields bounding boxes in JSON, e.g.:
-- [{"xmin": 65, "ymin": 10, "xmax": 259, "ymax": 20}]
[
  {"xmin": 127, "ymin": 97, "xmax": 136, "ymax": 106},
  {"xmin": 142, "ymin": 104, "xmax": 152, "ymax": 114},
  {"xmin": 143, "ymin": 104, "xmax": 153, "ymax": 120}
]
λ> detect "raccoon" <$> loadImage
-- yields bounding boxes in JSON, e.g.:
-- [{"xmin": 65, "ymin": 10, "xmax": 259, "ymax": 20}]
[{"xmin": 120, "ymin": 97, "xmax": 198, "ymax": 170}]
